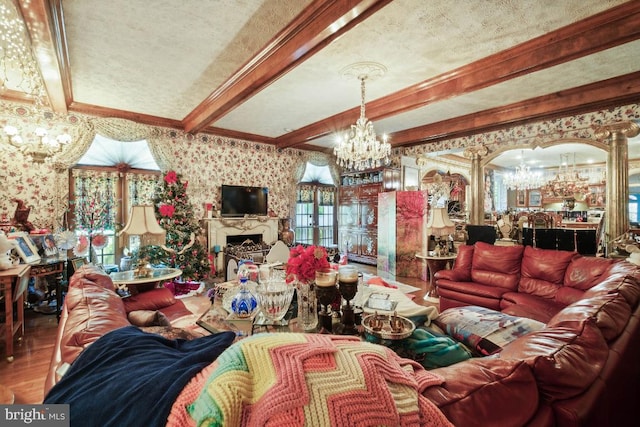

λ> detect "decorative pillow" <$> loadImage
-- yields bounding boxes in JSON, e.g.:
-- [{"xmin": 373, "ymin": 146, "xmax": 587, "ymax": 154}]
[
  {"xmin": 128, "ymin": 310, "xmax": 171, "ymax": 327},
  {"xmin": 434, "ymin": 306, "xmax": 545, "ymax": 356}
]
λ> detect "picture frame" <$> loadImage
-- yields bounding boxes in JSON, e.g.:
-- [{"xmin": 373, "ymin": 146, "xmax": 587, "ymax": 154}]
[
  {"xmin": 516, "ymin": 190, "xmax": 527, "ymax": 207},
  {"xmin": 71, "ymin": 257, "xmax": 88, "ymax": 272},
  {"xmin": 528, "ymin": 190, "xmax": 542, "ymax": 207},
  {"xmin": 31, "ymin": 233, "xmax": 59, "ymax": 258},
  {"xmin": 8, "ymin": 232, "xmax": 41, "ymax": 264}
]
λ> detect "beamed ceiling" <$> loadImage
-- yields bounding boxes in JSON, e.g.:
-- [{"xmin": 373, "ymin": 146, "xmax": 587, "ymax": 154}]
[{"xmin": 2, "ymin": 0, "xmax": 640, "ymax": 169}]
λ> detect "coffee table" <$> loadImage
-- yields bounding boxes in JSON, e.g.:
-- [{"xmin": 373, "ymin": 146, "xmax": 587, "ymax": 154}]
[{"xmin": 110, "ymin": 268, "xmax": 182, "ymax": 295}]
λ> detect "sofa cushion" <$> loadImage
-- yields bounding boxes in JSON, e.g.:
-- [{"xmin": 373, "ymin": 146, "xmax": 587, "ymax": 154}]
[
  {"xmin": 61, "ymin": 282, "xmax": 130, "ymax": 365},
  {"xmin": 70, "ymin": 264, "xmax": 116, "ymax": 292},
  {"xmin": 500, "ymin": 291, "xmax": 567, "ymax": 323},
  {"xmin": 425, "ymin": 358, "xmax": 539, "ymax": 427},
  {"xmin": 470, "ymin": 242, "xmax": 524, "ymax": 290},
  {"xmin": 122, "ymin": 287, "xmax": 177, "ymax": 313},
  {"xmin": 563, "ymin": 256, "xmax": 614, "ymax": 290},
  {"xmin": 584, "ymin": 274, "xmax": 640, "ymax": 310},
  {"xmin": 547, "ymin": 293, "xmax": 631, "ymax": 342},
  {"xmin": 128, "ymin": 310, "xmax": 171, "ymax": 327},
  {"xmin": 434, "ymin": 306, "xmax": 545, "ymax": 356},
  {"xmin": 436, "ymin": 244, "xmax": 474, "ymax": 282},
  {"xmin": 518, "ymin": 246, "xmax": 576, "ymax": 299},
  {"xmin": 499, "ymin": 319, "xmax": 609, "ymax": 402}
]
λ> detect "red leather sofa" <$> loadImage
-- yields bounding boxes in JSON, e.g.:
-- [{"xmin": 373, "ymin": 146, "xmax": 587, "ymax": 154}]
[
  {"xmin": 44, "ymin": 264, "xmax": 194, "ymax": 394},
  {"xmin": 430, "ymin": 242, "xmax": 640, "ymax": 426},
  {"xmin": 44, "ymin": 252, "xmax": 640, "ymax": 426}
]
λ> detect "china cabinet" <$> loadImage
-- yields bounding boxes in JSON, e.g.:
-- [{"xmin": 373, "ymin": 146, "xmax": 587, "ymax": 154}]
[{"xmin": 338, "ymin": 168, "xmax": 399, "ymax": 265}]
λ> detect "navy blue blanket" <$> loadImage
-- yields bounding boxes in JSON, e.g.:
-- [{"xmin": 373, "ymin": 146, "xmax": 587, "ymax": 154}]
[{"xmin": 44, "ymin": 326, "xmax": 235, "ymax": 427}]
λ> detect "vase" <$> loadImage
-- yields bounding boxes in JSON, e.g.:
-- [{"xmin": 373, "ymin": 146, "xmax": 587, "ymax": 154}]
[
  {"xmin": 230, "ymin": 277, "xmax": 258, "ymax": 318},
  {"xmin": 296, "ymin": 280, "xmax": 318, "ymax": 332}
]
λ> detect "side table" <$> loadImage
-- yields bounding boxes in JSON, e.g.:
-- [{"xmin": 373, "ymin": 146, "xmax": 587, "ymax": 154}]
[
  {"xmin": 29, "ymin": 257, "xmax": 65, "ymax": 319},
  {"xmin": 0, "ymin": 264, "xmax": 31, "ymax": 362},
  {"xmin": 415, "ymin": 253, "xmax": 457, "ymax": 303}
]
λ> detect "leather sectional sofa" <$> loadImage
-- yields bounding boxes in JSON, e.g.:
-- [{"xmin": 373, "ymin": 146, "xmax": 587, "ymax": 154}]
[
  {"xmin": 44, "ymin": 251, "xmax": 640, "ymax": 426},
  {"xmin": 432, "ymin": 242, "xmax": 640, "ymax": 426}
]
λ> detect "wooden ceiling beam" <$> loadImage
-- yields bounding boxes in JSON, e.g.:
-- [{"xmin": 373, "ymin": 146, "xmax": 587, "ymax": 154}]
[
  {"xmin": 390, "ymin": 72, "xmax": 640, "ymax": 147},
  {"xmin": 276, "ymin": 1, "xmax": 640, "ymax": 149},
  {"xmin": 18, "ymin": 0, "xmax": 71, "ymax": 113},
  {"xmin": 182, "ymin": 0, "xmax": 393, "ymax": 134}
]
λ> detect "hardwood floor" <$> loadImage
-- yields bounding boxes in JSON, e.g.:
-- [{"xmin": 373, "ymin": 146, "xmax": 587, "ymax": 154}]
[
  {"xmin": 0, "ymin": 309, "xmax": 59, "ymax": 404},
  {"xmin": 0, "ymin": 264, "xmax": 430, "ymax": 405}
]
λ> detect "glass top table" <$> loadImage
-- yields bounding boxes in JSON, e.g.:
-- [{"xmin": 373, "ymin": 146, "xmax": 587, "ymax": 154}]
[{"xmin": 110, "ymin": 268, "xmax": 182, "ymax": 295}]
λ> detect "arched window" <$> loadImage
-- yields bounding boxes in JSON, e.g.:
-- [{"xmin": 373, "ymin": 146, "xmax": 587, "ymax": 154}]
[{"xmin": 69, "ymin": 135, "xmax": 160, "ymax": 266}]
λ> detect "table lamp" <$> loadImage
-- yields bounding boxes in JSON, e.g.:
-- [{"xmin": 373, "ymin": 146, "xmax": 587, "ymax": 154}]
[
  {"xmin": 118, "ymin": 205, "xmax": 167, "ymax": 277},
  {"xmin": 426, "ymin": 207, "xmax": 455, "ymax": 256},
  {"xmin": 118, "ymin": 205, "xmax": 166, "ymax": 248}
]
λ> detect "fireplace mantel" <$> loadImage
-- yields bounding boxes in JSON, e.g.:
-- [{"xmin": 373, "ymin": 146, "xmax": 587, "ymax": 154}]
[{"xmin": 202, "ymin": 217, "xmax": 279, "ymax": 272}]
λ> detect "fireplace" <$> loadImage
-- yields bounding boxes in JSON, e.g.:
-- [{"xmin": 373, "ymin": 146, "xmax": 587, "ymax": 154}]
[
  {"xmin": 202, "ymin": 217, "xmax": 279, "ymax": 274},
  {"xmin": 226, "ymin": 234, "xmax": 262, "ymax": 246}
]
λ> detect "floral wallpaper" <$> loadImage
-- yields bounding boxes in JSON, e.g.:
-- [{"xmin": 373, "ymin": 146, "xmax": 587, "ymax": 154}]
[{"xmin": 0, "ymin": 99, "xmax": 638, "ymax": 233}]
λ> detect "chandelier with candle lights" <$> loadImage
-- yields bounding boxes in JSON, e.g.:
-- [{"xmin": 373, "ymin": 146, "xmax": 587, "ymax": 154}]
[{"xmin": 334, "ymin": 62, "xmax": 391, "ymax": 171}]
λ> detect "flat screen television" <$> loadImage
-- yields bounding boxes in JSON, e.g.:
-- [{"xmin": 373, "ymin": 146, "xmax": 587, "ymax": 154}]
[{"xmin": 220, "ymin": 185, "xmax": 268, "ymax": 217}]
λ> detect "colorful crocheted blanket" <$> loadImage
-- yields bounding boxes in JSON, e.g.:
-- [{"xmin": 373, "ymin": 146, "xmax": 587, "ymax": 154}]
[{"xmin": 186, "ymin": 333, "xmax": 452, "ymax": 426}]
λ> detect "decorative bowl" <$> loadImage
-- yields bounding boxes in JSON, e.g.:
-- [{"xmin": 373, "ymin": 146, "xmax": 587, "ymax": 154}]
[{"xmin": 362, "ymin": 313, "xmax": 415, "ymax": 340}]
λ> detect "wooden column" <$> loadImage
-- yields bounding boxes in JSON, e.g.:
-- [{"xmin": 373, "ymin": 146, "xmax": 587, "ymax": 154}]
[
  {"xmin": 594, "ymin": 121, "xmax": 640, "ymax": 253},
  {"xmin": 463, "ymin": 145, "xmax": 488, "ymax": 225}
]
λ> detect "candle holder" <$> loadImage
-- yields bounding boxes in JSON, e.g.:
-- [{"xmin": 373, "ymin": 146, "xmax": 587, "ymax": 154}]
[
  {"xmin": 336, "ymin": 265, "xmax": 359, "ymax": 335},
  {"xmin": 315, "ymin": 268, "xmax": 337, "ymax": 333}
]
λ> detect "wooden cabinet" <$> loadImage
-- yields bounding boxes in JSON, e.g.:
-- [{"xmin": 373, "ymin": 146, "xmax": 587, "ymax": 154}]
[
  {"xmin": 338, "ymin": 168, "xmax": 400, "ymax": 265},
  {"xmin": 339, "ymin": 183, "xmax": 381, "ymax": 265}
]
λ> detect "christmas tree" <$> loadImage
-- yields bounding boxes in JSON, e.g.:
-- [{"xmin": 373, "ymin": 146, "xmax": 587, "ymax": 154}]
[{"xmin": 138, "ymin": 170, "xmax": 211, "ymax": 281}]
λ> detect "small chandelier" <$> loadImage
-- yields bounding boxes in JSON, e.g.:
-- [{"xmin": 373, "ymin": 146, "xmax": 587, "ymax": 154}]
[
  {"xmin": 0, "ymin": 0, "xmax": 46, "ymax": 104},
  {"xmin": 541, "ymin": 153, "xmax": 590, "ymax": 201},
  {"xmin": 3, "ymin": 124, "xmax": 72, "ymax": 162},
  {"xmin": 503, "ymin": 152, "xmax": 543, "ymax": 190},
  {"xmin": 334, "ymin": 62, "xmax": 391, "ymax": 171}
]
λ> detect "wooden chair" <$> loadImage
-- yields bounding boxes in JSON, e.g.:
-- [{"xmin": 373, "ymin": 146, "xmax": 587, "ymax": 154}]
[{"xmin": 527, "ymin": 213, "xmax": 553, "ymax": 248}]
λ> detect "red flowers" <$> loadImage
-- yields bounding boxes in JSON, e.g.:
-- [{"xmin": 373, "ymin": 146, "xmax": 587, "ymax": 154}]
[
  {"xmin": 164, "ymin": 170, "xmax": 178, "ymax": 184},
  {"xmin": 285, "ymin": 245, "xmax": 330, "ymax": 283},
  {"xmin": 159, "ymin": 204, "xmax": 176, "ymax": 218}
]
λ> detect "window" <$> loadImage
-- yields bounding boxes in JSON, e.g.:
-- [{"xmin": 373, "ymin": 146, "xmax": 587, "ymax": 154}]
[
  {"xmin": 294, "ymin": 163, "xmax": 337, "ymax": 247},
  {"xmin": 69, "ymin": 136, "xmax": 160, "ymax": 266}
]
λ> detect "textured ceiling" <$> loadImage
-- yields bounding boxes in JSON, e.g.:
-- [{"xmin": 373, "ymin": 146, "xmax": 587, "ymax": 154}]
[{"xmin": 2, "ymin": 0, "xmax": 639, "ymax": 169}]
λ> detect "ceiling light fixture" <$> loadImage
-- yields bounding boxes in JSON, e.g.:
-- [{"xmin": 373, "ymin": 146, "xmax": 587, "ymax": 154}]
[
  {"xmin": 2, "ymin": 124, "xmax": 72, "ymax": 163},
  {"xmin": 334, "ymin": 62, "xmax": 391, "ymax": 171},
  {"xmin": 0, "ymin": 0, "xmax": 46, "ymax": 106},
  {"xmin": 541, "ymin": 153, "xmax": 590, "ymax": 201},
  {"xmin": 503, "ymin": 151, "xmax": 543, "ymax": 190}
]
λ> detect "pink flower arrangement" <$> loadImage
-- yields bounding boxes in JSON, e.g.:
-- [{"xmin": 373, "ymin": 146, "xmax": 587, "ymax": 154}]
[
  {"xmin": 159, "ymin": 204, "xmax": 176, "ymax": 218},
  {"xmin": 285, "ymin": 245, "xmax": 330, "ymax": 284},
  {"xmin": 164, "ymin": 171, "xmax": 178, "ymax": 184}
]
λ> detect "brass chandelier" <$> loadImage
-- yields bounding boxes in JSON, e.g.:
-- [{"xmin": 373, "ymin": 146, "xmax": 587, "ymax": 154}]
[
  {"xmin": 334, "ymin": 63, "xmax": 391, "ymax": 171},
  {"xmin": 541, "ymin": 153, "xmax": 590, "ymax": 201}
]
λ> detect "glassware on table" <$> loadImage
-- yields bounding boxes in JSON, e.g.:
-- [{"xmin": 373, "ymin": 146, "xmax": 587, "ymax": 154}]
[
  {"xmin": 255, "ymin": 279, "xmax": 295, "ymax": 325},
  {"xmin": 296, "ymin": 280, "xmax": 318, "ymax": 332},
  {"xmin": 315, "ymin": 268, "xmax": 337, "ymax": 333},
  {"xmin": 336, "ymin": 265, "xmax": 359, "ymax": 334}
]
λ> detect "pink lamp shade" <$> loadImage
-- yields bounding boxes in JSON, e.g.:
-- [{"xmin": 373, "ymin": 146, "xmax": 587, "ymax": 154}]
[
  {"xmin": 118, "ymin": 205, "xmax": 166, "ymax": 247},
  {"xmin": 426, "ymin": 207, "xmax": 455, "ymax": 237}
]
